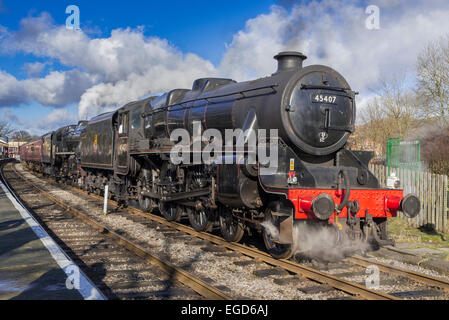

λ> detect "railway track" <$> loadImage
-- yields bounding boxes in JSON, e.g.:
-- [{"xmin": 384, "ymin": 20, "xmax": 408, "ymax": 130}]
[
  {"xmin": 347, "ymin": 255, "xmax": 449, "ymax": 293},
  {"xmin": 6, "ymin": 161, "xmax": 449, "ymax": 300},
  {"xmin": 55, "ymin": 174, "xmax": 449, "ymax": 299},
  {"xmin": 1, "ymin": 162, "xmax": 231, "ymax": 300}
]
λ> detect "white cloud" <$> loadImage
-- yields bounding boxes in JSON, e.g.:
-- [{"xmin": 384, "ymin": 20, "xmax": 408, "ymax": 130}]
[
  {"xmin": 22, "ymin": 62, "xmax": 47, "ymax": 77},
  {"xmin": 219, "ymin": 0, "xmax": 449, "ymax": 99},
  {"xmin": 0, "ymin": 69, "xmax": 97, "ymax": 107},
  {"xmin": 1, "ymin": 108, "xmax": 23, "ymax": 126},
  {"xmin": 36, "ymin": 109, "xmax": 78, "ymax": 131},
  {"xmin": 1, "ymin": 13, "xmax": 216, "ymax": 118},
  {"xmin": 1, "ymin": 107, "xmax": 79, "ymax": 136},
  {"xmin": 0, "ymin": 71, "xmax": 22, "ymax": 105},
  {"xmin": 78, "ymin": 52, "xmax": 216, "ymax": 118}
]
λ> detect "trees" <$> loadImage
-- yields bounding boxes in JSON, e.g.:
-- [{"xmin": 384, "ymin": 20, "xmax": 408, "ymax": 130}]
[
  {"xmin": 357, "ymin": 76, "xmax": 420, "ymax": 156},
  {"xmin": 377, "ymin": 77, "xmax": 419, "ymax": 138},
  {"xmin": 11, "ymin": 130, "xmax": 32, "ymax": 142},
  {"xmin": 0, "ymin": 120, "xmax": 13, "ymax": 139},
  {"xmin": 355, "ymin": 34, "xmax": 449, "ymax": 175},
  {"xmin": 415, "ymin": 35, "xmax": 449, "ymax": 174},
  {"xmin": 416, "ymin": 35, "xmax": 449, "ymax": 125},
  {"xmin": 357, "ymin": 97, "xmax": 391, "ymax": 155},
  {"xmin": 356, "ymin": 34, "xmax": 449, "ymax": 163},
  {"xmin": 420, "ymin": 125, "xmax": 449, "ymax": 175}
]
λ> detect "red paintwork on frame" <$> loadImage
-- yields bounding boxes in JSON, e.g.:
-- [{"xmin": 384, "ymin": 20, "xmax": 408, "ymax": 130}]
[{"xmin": 288, "ymin": 188, "xmax": 404, "ymax": 221}]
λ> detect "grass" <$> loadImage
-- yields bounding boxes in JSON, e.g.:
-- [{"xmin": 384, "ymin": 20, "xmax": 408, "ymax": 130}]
[
  {"xmin": 443, "ymin": 252, "xmax": 449, "ymax": 261},
  {"xmin": 388, "ymin": 218, "xmax": 449, "ymax": 248}
]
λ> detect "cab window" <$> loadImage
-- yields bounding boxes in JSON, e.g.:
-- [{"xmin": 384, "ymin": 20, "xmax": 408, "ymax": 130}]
[
  {"xmin": 145, "ymin": 114, "xmax": 152, "ymax": 129},
  {"xmin": 118, "ymin": 113, "xmax": 129, "ymax": 135},
  {"xmin": 131, "ymin": 107, "xmax": 143, "ymax": 130}
]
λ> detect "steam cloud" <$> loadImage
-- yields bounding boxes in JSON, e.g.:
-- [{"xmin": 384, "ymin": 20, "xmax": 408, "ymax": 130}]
[
  {"xmin": 291, "ymin": 223, "xmax": 369, "ymax": 262},
  {"xmin": 262, "ymin": 220, "xmax": 370, "ymax": 262}
]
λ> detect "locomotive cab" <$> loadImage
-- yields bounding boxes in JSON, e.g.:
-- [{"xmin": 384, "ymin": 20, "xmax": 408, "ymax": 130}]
[
  {"xmin": 146, "ymin": 89, "xmax": 189, "ymax": 145},
  {"xmin": 114, "ymin": 97, "xmax": 156, "ymax": 176}
]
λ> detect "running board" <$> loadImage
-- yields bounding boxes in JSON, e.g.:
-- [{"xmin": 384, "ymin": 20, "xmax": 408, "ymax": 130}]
[{"xmin": 141, "ymin": 188, "xmax": 210, "ymax": 202}]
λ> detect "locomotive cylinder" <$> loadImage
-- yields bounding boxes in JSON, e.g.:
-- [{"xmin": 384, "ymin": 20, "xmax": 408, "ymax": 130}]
[{"xmin": 217, "ymin": 157, "xmax": 261, "ymax": 209}]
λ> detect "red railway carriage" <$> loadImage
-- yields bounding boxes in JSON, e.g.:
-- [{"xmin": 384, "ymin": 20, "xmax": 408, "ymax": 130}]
[{"xmin": 20, "ymin": 140, "xmax": 43, "ymax": 163}]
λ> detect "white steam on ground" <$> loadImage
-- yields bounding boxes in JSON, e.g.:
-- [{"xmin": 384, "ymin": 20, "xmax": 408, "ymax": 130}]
[
  {"xmin": 291, "ymin": 223, "xmax": 370, "ymax": 262},
  {"xmin": 262, "ymin": 220, "xmax": 370, "ymax": 262}
]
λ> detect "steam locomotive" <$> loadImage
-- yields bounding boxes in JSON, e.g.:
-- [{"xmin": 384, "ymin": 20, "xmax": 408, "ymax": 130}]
[{"xmin": 20, "ymin": 52, "xmax": 420, "ymax": 259}]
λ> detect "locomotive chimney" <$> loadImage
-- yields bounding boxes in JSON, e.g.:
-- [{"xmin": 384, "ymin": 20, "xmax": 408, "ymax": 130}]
[{"xmin": 274, "ymin": 51, "xmax": 307, "ymax": 73}]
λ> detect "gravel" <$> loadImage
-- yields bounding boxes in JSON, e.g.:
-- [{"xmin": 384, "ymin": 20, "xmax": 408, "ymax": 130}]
[{"xmin": 366, "ymin": 254, "xmax": 449, "ymax": 281}]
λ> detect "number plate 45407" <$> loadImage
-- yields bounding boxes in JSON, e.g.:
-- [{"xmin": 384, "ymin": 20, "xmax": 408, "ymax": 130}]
[{"xmin": 311, "ymin": 94, "xmax": 338, "ymax": 104}]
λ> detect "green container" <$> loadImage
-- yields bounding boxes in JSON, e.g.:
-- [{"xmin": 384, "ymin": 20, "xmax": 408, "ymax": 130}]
[{"xmin": 386, "ymin": 137, "xmax": 421, "ymax": 174}]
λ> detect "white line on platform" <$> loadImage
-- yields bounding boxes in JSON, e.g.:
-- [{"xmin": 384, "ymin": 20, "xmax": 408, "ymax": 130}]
[{"xmin": 0, "ymin": 179, "xmax": 107, "ymax": 300}]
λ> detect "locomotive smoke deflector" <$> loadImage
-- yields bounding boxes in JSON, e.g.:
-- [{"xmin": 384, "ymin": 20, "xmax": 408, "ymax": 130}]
[{"xmin": 274, "ymin": 51, "xmax": 307, "ymax": 73}]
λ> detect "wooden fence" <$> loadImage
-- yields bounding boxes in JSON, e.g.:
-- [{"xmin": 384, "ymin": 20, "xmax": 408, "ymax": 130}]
[{"xmin": 369, "ymin": 164, "xmax": 449, "ymax": 234}]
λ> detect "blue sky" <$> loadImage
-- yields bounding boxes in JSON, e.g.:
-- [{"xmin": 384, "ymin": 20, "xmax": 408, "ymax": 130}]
[{"xmin": 1, "ymin": 0, "xmax": 449, "ymax": 135}]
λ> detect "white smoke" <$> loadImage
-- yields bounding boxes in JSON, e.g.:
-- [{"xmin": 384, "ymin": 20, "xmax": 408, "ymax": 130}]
[
  {"xmin": 291, "ymin": 222, "xmax": 369, "ymax": 262},
  {"xmin": 261, "ymin": 219, "xmax": 370, "ymax": 262},
  {"xmin": 77, "ymin": 52, "xmax": 216, "ymax": 119},
  {"xmin": 261, "ymin": 221, "xmax": 280, "ymax": 240}
]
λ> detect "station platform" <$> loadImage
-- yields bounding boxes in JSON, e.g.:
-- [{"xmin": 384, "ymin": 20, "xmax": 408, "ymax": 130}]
[{"xmin": 0, "ymin": 166, "xmax": 104, "ymax": 300}]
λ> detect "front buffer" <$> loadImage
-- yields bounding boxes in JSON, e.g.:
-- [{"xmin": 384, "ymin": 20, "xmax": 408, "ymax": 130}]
[{"xmin": 271, "ymin": 187, "xmax": 420, "ymax": 259}]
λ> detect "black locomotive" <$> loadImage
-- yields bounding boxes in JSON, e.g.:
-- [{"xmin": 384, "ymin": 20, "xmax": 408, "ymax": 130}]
[{"xmin": 21, "ymin": 52, "xmax": 420, "ymax": 259}]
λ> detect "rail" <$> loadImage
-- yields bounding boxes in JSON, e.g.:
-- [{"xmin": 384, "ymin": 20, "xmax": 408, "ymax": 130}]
[{"xmin": 5, "ymin": 164, "xmax": 231, "ymax": 300}]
